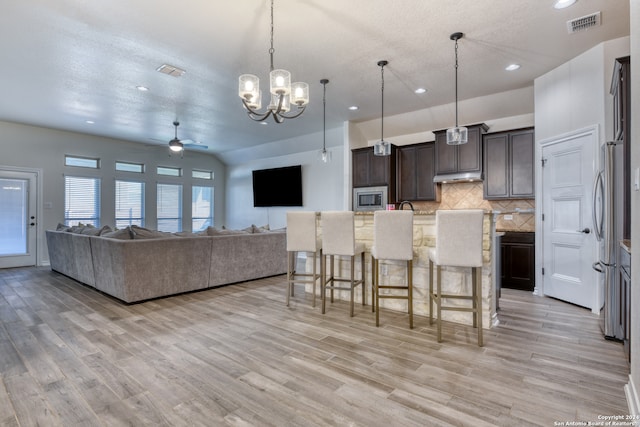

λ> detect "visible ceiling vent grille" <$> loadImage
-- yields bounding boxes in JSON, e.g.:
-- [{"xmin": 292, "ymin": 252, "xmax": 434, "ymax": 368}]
[
  {"xmin": 567, "ymin": 11, "xmax": 601, "ymax": 34},
  {"xmin": 156, "ymin": 64, "xmax": 186, "ymax": 77}
]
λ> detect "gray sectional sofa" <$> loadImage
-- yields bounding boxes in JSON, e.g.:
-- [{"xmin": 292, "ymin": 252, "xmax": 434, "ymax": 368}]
[{"xmin": 46, "ymin": 225, "xmax": 287, "ymax": 303}]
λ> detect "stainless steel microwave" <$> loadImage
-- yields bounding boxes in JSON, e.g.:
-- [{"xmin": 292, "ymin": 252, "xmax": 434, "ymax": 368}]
[{"xmin": 353, "ymin": 186, "xmax": 388, "ymax": 211}]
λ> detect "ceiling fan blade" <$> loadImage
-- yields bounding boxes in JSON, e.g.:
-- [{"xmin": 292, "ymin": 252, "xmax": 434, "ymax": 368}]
[{"xmin": 183, "ymin": 143, "xmax": 208, "ymax": 150}]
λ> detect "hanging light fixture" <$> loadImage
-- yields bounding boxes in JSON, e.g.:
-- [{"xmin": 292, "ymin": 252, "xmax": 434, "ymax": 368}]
[
  {"xmin": 446, "ymin": 32, "xmax": 468, "ymax": 145},
  {"xmin": 238, "ymin": 0, "xmax": 309, "ymax": 124},
  {"xmin": 318, "ymin": 79, "xmax": 332, "ymax": 163},
  {"xmin": 374, "ymin": 60, "xmax": 391, "ymax": 156}
]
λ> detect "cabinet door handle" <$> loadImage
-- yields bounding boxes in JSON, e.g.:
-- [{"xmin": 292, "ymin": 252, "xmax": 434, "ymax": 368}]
[{"xmin": 578, "ymin": 228, "xmax": 590, "ymax": 234}]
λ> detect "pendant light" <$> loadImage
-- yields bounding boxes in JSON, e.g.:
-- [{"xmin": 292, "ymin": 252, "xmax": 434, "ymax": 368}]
[
  {"xmin": 446, "ymin": 32, "xmax": 468, "ymax": 145},
  {"xmin": 318, "ymin": 79, "xmax": 331, "ymax": 163},
  {"xmin": 374, "ymin": 60, "xmax": 391, "ymax": 156}
]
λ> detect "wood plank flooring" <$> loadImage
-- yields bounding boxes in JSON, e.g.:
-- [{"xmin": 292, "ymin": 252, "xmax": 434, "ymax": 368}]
[{"xmin": 0, "ymin": 267, "xmax": 630, "ymax": 426}]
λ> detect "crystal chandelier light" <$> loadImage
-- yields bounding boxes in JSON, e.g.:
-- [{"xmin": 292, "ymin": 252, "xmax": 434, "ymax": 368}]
[
  {"xmin": 446, "ymin": 32, "xmax": 468, "ymax": 145},
  {"xmin": 373, "ymin": 60, "xmax": 391, "ymax": 156},
  {"xmin": 318, "ymin": 79, "xmax": 332, "ymax": 162},
  {"xmin": 238, "ymin": 0, "xmax": 309, "ymax": 124}
]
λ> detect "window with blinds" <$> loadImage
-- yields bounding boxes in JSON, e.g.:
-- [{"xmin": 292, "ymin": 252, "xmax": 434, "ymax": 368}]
[
  {"xmin": 157, "ymin": 183, "xmax": 182, "ymax": 232},
  {"xmin": 64, "ymin": 176, "xmax": 101, "ymax": 226},
  {"xmin": 192, "ymin": 186, "xmax": 213, "ymax": 231},
  {"xmin": 115, "ymin": 180, "xmax": 145, "ymax": 228}
]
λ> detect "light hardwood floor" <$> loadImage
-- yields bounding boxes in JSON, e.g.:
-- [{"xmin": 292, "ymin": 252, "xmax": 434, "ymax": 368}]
[{"xmin": 0, "ymin": 267, "xmax": 630, "ymax": 426}]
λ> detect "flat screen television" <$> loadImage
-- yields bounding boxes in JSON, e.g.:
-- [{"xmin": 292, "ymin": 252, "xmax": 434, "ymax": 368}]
[{"xmin": 252, "ymin": 165, "xmax": 303, "ymax": 207}]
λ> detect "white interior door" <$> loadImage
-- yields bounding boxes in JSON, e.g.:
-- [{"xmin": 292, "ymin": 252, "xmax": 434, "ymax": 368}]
[
  {"xmin": 541, "ymin": 131, "xmax": 598, "ymax": 310},
  {"xmin": 0, "ymin": 169, "xmax": 38, "ymax": 268}
]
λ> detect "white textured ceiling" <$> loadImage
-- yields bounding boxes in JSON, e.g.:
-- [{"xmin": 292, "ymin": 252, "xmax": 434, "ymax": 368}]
[{"xmin": 0, "ymin": 0, "xmax": 630, "ymax": 161}]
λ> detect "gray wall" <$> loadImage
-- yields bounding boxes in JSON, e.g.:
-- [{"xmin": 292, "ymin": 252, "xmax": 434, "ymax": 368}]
[
  {"xmin": 224, "ymin": 126, "xmax": 344, "ymax": 230},
  {"xmin": 0, "ymin": 120, "xmax": 226, "ymax": 264}
]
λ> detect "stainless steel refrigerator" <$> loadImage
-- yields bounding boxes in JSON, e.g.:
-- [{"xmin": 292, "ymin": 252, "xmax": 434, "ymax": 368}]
[{"xmin": 592, "ymin": 141, "xmax": 624, "ymax": 340}]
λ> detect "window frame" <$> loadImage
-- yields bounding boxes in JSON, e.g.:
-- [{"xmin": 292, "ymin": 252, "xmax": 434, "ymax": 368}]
[
  {"xmin": 115, "ymin": 179, "xmax": 145, "ymax": 228},
  {"xmin": 192, "ymin": 185, "xmax": 214, "ymax": 232},
  {"xmin": 64, "ymin": 175, "xmax": 101, "ymax": 226},
  {"xmin": 156, "ymin": 182, "xmax": 183, "ymax": 232}
]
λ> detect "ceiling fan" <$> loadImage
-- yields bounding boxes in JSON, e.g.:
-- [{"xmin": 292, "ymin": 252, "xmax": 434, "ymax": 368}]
[{"xmin": 167, "ymin": 121, "xmax": 208, "ymax": 152}]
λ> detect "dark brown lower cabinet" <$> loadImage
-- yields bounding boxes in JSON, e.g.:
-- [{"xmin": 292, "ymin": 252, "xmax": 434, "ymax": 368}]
[{"xmin": 501, "ymin": 232, "xmax": 535, "ymax": 291}]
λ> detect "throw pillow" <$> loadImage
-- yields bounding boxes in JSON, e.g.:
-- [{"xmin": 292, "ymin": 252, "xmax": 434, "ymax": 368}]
[
  {"xmin": 130, "ymin": 225, "xmax": 176, "ymax": 239},
  {"xmin": 102, "ymin": 227, "xmax": 134, "ymax": 240}
]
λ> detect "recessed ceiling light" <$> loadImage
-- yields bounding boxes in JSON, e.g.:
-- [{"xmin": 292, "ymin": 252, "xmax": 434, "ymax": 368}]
[
  {"xmin": 505, "ymin": 64, "xmax": 521, "ymax": 71},
  {"xmin": 415, "ymin": 88, "xmax": 427, "ymax": 94},
  {"xmin": 260, "ymin": 121, "xmax": 268, "ymax": 125},
  {"xmin": 85, "ymin": 120, "xmax": 94, "ymax": 124},
  {"xmin": 348, "ymin": 106, "xmax": 359, "ymax": 111},
  {"xmin": 136, "ymin": 85, "xmax": 149, "ymax": 91},
  {"xmin": 554, "ymin": 0, "xmax": 576, "ymax": 9}
]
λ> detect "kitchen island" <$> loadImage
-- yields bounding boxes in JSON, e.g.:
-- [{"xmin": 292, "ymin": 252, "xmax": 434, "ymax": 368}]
[{"xmin": 302, "ymin": 211, "xmax": 499, "ymax": 329}]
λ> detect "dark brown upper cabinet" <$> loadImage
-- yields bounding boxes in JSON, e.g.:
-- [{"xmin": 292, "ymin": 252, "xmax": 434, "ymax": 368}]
[
  {"xmin": 434, "ymin": 123, "xmax": 488, "ymax": 177},
  {"xmin": 352, "ymin": 145, "xmax": 397, "ymax": 201},
  {"xmin": 483, "ymin": 128, "xmax": 534, "ymax": 200},
  {"xmin": 396, "ymin": 142, "xmax": 437, "ymax": 201}
]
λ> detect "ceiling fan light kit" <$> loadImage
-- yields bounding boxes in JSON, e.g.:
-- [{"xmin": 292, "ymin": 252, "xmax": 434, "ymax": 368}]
[
  {"xmin": 238, "ymin": 0, "xmax": 309, "ymax": 124},
  {"xmin": 446, "ymin": 32, "xmax": 468, "ymax": 146},
  {"xmin": 169, "ymin": 121, "xmax": 184, "ymax": 152}
]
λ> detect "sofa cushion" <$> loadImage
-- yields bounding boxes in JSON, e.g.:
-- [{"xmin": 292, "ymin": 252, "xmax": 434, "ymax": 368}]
[
  {"xmin": 102, "ymin": 227, "xmax": 134, "ymax": 240},
  {"xmin": 56, "ymin": 223, "xmax": 71, "ymax": 232},
  {"xmin": 206, "ymin": 226, "xmax": 250, "ymax": 236},
  {"xmin": 80, "ymin": 225, "xmax": 113, "ymax": 236},
  {"xmin": 130, "ymin": 225, "xmax": 176, "ymax": 239}
]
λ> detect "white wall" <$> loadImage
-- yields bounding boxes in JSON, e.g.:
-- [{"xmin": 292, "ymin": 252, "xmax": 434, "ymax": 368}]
[
  {"xmin": 534, "ymin": 36, "xmax": 630, "ymax": 143},
  {"xmin": 225, "ymin": 126, "xmax": 344, "ymax": 230},
  {"xmin": 0, "ymin": 120, "xmax": 226, "ymax": 264},
  {"xmin": 533, "ymin": 37, "xmax": 630, "ymax": 302}
]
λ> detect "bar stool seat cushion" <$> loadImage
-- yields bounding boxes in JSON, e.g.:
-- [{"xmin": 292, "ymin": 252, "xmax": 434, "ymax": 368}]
[
  {"xmin": 429, "ymin": 210, "xmax": 483, "ymax": 268},
  {"xmin": 371, "ymin": 211, "xmax": 414, "ymax": 261}
]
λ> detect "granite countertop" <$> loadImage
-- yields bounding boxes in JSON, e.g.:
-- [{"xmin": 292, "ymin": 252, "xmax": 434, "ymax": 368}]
[{"xmin": 621, "ymin": 239, "xmax": 631, "ymax": 254}]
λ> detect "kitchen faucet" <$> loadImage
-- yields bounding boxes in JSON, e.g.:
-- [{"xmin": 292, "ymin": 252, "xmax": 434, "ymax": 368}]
[{"xmin": 399, "ymin": 201, "xmax": 414, "ymax": 211}]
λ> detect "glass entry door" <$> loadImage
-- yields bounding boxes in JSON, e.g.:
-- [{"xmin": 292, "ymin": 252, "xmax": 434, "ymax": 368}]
[{"xmin": 0, "ymin": 169, "xmax": 38, "ymax": 268}]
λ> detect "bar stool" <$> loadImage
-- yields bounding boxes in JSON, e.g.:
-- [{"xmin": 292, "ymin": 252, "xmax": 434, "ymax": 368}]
[
  {"xmin": 371, "ymin": 210, "xmax": 414, "ymax": 328},
  {"xmin": 428, "ymin": 209, "xmax": 485, "ymax": 346},
  {"xmin": 321, "ymin": 211, "xmax": 365, "ymax": 317},
  {"xmin": 286, "ymin": 211, "xmax": 322, "ymax": 307}
]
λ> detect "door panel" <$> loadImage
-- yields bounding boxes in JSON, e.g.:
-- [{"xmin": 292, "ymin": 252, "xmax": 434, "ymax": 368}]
[
  {"xmin": 542, "ymin": 132, "xmax": 597, "ymax": 310},
  {"xmin": 0, "ymin": 170, "xmax": 38, "ymax": 268}
]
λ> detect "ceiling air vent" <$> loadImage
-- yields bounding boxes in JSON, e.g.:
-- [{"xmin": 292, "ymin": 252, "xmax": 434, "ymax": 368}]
[
  {"xmin": 567, "ymin": 11, "xmax": 601, "ymax": 34},
  {"xmin": 156, "ymin": 64, "xmax": 186, "ymax": 77}
]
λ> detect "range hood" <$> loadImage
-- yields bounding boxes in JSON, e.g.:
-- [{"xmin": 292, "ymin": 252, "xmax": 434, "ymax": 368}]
[{"xmin": 433, "ymin": 171, "xmax": 483, "ymax": 183}]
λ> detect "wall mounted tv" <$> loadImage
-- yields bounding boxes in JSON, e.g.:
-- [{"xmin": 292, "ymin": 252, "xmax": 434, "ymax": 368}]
[{"xmin": 252, "ymin": 165, "xmax": 303, "ymax": 207}]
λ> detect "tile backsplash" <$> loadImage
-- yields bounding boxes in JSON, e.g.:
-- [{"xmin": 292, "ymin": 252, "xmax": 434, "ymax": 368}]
[{"xmin": 407, "ymin": 182, "xmax": 535, "ymax": 232}]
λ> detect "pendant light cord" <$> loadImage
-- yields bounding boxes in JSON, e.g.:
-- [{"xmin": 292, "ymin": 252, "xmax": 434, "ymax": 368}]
[
  {"xmin": 454, "ymin": 37, "xmax": 459, "ymax": 127},
  {"xmin": 269, "ymin": 0, "xmax": 275, "ymax": 72},
  {"xmin": 323, "ymin": 81, "xmax": 327, "ymax": 152},
  {"xmin": 380, "ymin": 62, "xmax": 385, "ymax": 142}
]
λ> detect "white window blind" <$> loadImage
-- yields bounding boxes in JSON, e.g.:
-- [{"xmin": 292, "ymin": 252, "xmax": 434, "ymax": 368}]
[
  {"xmin": 157, "ymin": 183, "xmax": 182, "ymax": 232},
  {"xmin": 115, "ymin": 180, "xmax": 145, "ymax": 228},
  {"xmin": 64, "ymin": 176, "xmax": 101, "ymax": 226},
  {"xmin": 192, "ymin": 186, "xmax": 213, "ymax": 231}
]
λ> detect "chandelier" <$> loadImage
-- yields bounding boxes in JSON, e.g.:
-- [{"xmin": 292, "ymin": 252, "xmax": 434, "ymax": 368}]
[
  {"xmin": 446, "ymin": 32, "xmax": 468, "ymax": 145},
  {"xmin": 373, "ymin": 60, "xmax": 391, "ymax": 156},
  {"xmin": 238, "ymin": 0, "xmax": 309, "ymax": 123}
]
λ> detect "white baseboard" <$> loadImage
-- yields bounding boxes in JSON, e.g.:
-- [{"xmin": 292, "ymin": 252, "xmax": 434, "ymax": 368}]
[{"xmin": 625, "ymin": 374, "xmax": 640, "ymax": 415}]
